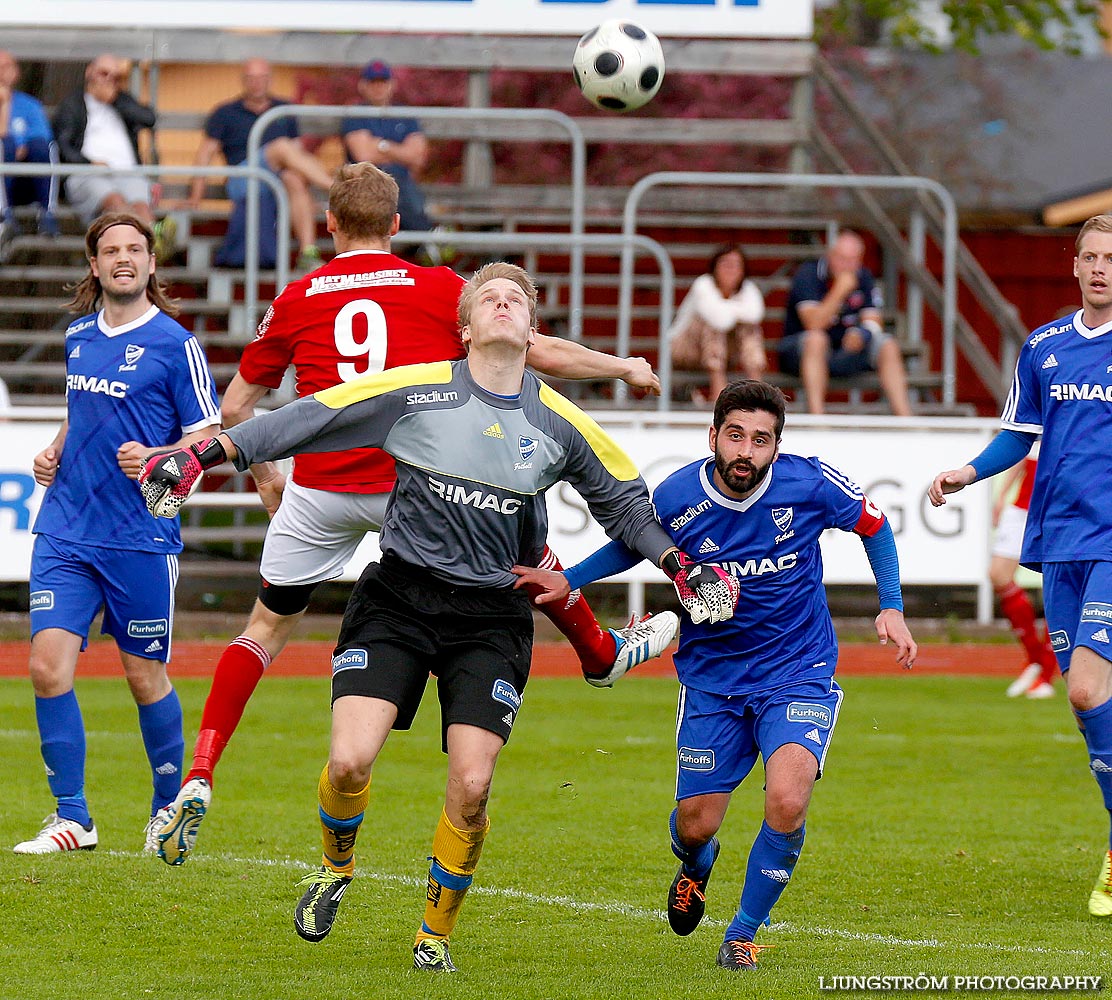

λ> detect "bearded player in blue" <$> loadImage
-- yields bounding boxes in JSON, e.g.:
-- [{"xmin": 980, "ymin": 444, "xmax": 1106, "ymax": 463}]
[
  {"xmin": 13, "ymin": 213, "xmax": 220, "ymax": 856},
  {"xmin": 931, "ymin": 214, "xmax": 1112, "ymax": 918},
  {"xmin": 513, "ymin": 380, "xmax": 916, "ymax": 971}
]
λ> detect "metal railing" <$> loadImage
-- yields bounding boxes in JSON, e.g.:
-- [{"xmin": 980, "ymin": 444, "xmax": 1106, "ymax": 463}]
[
  {"xmin": 619, "ymin": 171, "xmax": 959, "ymax": 408},
  {"xmin": 245, "ymin": 105, "xmax": 587, "ymax": 338}
]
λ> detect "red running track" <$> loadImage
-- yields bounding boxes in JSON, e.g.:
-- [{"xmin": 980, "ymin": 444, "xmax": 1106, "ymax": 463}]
[{"xmin": 0, "ymin": 640, "xmax": 1031, "ymax": 679}]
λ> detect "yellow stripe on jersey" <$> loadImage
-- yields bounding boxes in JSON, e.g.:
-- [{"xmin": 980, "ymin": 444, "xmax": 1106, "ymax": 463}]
[
  {"xmin": 537, "ymin": 381, "xmax": 639, "ymax": 482},
  {"xmin": 314, "ymin": 361, "xmax": 455, "ymax": 409}
]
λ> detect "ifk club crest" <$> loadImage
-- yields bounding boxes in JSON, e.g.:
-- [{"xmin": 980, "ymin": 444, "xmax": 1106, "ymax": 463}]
[
  {"xmin": 771, "ymin": 507, "xmax": 794, "ymax": 533},
  {"xmin": 519, "ymin": 436, "xmax": 538, "ymax": 462}
]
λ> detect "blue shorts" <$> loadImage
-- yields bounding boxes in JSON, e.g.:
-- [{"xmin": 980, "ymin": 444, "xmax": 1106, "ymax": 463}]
[
  {"xmin": 675, "ymin": 676, "xmax": 844, "ymax": 800},
  {"xmin": 29, "ymin": 533, "xmax": 178, "ymax": 661},
  {"xmin": 1042, "ymin": 560, "xmax": 1112, "ymax": 671}
]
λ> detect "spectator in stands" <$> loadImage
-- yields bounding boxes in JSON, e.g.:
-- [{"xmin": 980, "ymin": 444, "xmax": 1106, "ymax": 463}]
[
  {"xmin": 188, "ymin": 58, "xmax": 336, "ymax": 272},
  {"xmin": 668, "ymin": 243, "xmax": 766, "ymax": 404},
  {"xmin": 341, "ymin": 60, "xmax": 434, "ymax": 236},
  {"xmin": 52, "ymin": 55, "xmax": 176, "ymax": 258},
  {"xmin": 0, "ymin": 50, "xmax": 59, "ymax": 238},
  {"xmin": 780, "ymin": 230, "xmax": 912, "ymax": 416}
]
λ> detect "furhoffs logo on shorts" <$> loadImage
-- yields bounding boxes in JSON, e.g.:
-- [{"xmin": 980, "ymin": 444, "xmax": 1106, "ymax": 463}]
[
  {"xmin": 678, "ymin": 747, "xmax": 715, "ymax": 771},
  {"xmin": 786, "ymin": 702, "xmax": 832, "ymax": 729},
  {"xmin": 332, "ymin": 648, "xmax": 368, "ymax": 674},
  {"xmin": 491, "ymin": 679, "xmax": 521, "ymax": 712}
]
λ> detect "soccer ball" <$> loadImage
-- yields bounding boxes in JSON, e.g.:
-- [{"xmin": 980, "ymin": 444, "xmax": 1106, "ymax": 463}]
[{"xmin": 572, "ymin": 20, "xmax": 664, "ymax": 113}]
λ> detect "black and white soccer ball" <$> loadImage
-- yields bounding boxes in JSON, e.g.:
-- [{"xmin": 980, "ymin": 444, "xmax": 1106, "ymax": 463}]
[{"xmin": 572, "ymin": 20, "xmax": 664, "ymax": 113}]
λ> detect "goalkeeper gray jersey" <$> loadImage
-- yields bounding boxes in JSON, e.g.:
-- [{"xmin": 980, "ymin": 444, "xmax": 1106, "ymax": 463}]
[{"xmin": 227, "ymin": 359, "xmax": 673, "ymax": 587}]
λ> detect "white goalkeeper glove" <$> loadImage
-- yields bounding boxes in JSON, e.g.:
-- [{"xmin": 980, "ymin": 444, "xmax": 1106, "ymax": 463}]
[
  {"xmin": 662, "ymin": 550, "xmax": 740, "ymax": 625},
  {"xmin": 138, "ymin": 438, "xmax": 227, "ymax": 518}
]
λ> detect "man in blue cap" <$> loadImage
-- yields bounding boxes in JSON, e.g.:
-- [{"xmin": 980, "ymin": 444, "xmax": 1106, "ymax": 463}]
[{"xmin": 342, "ymin": 60, "xmax": 434, "ymax": 238}]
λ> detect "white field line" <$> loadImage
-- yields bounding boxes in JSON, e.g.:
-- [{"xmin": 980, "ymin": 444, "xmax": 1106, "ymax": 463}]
[{"xmin": 104, "ymin": 849, "xmax": 1102, "ymax": 959}]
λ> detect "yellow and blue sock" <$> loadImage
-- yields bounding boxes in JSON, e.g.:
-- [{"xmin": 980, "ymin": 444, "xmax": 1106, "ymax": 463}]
[
  {"xmin": 35, "ymin": 690, "xmax": 90, "ymax": 826},
  {"xmin": 415, "ymin": 809, "xmax": 488, "ymax": 944},
  {"xmin": 726, "ymin": 821, "xmax": 805, "ymax": 942},
  {"xmin": 137, "ymin": 688, "xmax": 184, "ymax": 815},
  {"xmin": 317, "ymin": 765, "xmax": 369, "ymax": 877}
]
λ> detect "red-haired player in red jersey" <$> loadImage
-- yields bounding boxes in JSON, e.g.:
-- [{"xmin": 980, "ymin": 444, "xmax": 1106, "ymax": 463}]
[{"xmin": 154, "ymin": 162, "xmax": 678, "ymax": 865}]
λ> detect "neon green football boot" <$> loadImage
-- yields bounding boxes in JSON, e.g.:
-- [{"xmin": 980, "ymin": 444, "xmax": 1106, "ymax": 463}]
[{"xmin": 1088, "ymin": 849, "xmax": 1112, "ymax": 917}]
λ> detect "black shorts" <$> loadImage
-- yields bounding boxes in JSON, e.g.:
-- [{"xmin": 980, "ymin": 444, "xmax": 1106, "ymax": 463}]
[{"xmin": 330, "ymin": 556, "xmax": 534, "ymax": 748}]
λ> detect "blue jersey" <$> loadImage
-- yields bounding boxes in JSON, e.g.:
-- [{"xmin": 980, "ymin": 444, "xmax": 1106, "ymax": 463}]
[
  {"xmin": 33, "ymin": 305, "xmax": 220, "ymax": 553},
  {"xmin": 9, "ymin": 91, "xmax": 53, "ymax": 145},
  {"xmin": 1001, "ymin": 309, "xmax": 1112, "ymax": 568},
  {"xmin": 653, "ymin": 454, "xmax": 887, "ymax": 696}
]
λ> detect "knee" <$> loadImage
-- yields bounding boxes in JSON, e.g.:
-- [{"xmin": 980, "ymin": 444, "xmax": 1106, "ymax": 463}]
[
  {"xmin": 446, "ymin": 770, "xmax": 493, "ymax": 822},
  {"xmin": 124, "ymin": 663, "xmax": 170, "ymax": 704},
  {"xmin": 765, "ymin": 785, "xmax": 809, "ymax": 831},
  {"xmin": 328, "ymin": 752, "xmax": 372, "ymax": 792},
  {"xmin": 675, "ymin": 803, "xmax": 721, "ymax": 847},
  {"xmin": 28, "ymin": 650, "xmax": 67, "ymax": 696},
  {"xmin": 878, "ymin": 337, "xmax": 904, "ymax": 366}
]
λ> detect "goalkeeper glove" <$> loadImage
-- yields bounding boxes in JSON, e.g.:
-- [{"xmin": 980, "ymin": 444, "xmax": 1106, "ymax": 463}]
[
  {"xmin": 139, "ymin": 437, "xmax": 227, "ymax": 518},
  {"xmin": 661, "ymin": 550, "xmax": 740, "ymax": 625}
]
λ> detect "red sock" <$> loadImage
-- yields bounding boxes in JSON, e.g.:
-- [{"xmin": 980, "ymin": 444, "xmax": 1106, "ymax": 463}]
[
  {"xmin": 528, "ymin": 547, "xmax": 617, "ymax": 675},
  {"xmin": 1038, "ymin": 625, "xmax": 1058, "ymax": 686},
  {"xmin": 998, "ymin": 582, "xmax": 1046, "ymax": 666},
  {"xmin": 186, "ymin": 635, "xmax": 271, "ymax": 783}
]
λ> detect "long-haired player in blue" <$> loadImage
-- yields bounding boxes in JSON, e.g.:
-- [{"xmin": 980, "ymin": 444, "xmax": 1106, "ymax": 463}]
[
  {"xmin": 13, "ymin": 212, "xmax": 220, "ymax": 855},
  {"xmin": 513, "ymin": 379, "xmax": 916, "ymax": 971},
  {"xmin": 930, "ymin": 213, "xmax": 1112, "ymax": 917}
]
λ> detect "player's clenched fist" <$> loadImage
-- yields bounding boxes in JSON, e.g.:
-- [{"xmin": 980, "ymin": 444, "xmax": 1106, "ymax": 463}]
[
  {"xmin": 139, "ymin": 438, "xmax": 227, "ymax": 518},
  {"xmin": 662, "ymin": 549, "xmax": 740, "ymax": 625}
]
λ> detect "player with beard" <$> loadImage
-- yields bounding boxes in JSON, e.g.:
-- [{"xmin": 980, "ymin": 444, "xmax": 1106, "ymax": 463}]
[
  {"xmin": 14, "ymin": 212, "xmax": 219, "ymax": 855},
  {"xmin": 512, "ymin": 379, "xmax": 916, "ymax": 972}
]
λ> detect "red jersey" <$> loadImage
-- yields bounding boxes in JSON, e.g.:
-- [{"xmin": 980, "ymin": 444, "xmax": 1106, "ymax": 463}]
[{"xmin": 238, "ymin": 249, "xmax": 466, "ymax": 493}]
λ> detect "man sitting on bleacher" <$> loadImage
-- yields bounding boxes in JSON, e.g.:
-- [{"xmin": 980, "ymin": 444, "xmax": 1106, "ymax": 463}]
[
  {"xmin": 779, "ymin": 229, "xmax": 912, "ymax": 416},
  {"xmin": 187, "ymin": 58, "xmax": 336, "ymax": 272},
  {"xmin": 0, "ymin": 50, "xmax": 59, "ymax": 238}
]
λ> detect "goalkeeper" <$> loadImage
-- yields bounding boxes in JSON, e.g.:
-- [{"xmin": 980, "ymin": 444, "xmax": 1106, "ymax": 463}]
[
  {"xmin": 513, "ymin": 379, "xmax": 916, "ymax": 974},
  {"xmin": 139, "ymin": 262, "xmax": 739, "ymax": 974}
]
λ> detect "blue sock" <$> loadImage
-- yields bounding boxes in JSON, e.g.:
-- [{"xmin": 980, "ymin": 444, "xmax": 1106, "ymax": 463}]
[
  {"xmin": 725, "ymin": 821, "xmax": 805, "ymax": 943},
  {"xmin": 138, "ymin": 688, "xmax": 185, "ymax": 815},
  {"xmin": 669, "ymin": 807, "xmax": 718, "ymax": 878},
  {"xmin": 1076, "ymin": 695, "xmax": 1112, "ymax": 849},
  {"xmin": 35, "ymin": 690, "xmax": 90, "ymax": 826}
]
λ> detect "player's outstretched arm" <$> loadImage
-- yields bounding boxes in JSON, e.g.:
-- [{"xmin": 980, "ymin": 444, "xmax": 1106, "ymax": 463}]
[
  {"xmin": 875, "ymin": 608, "xmax": 916, "ymax": 670},
  {"xmin": 528, "ymin": 334, "xmax": 661, "ymax": 395},
  {"xmin": 927, "ymin": 465, "xmax": 976, "ymax": 507}
]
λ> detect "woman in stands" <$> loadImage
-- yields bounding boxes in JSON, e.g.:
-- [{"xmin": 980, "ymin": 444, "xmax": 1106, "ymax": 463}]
[{"xmin": 667, "ymin": 243, "xmax": 766, "ymax": 405}]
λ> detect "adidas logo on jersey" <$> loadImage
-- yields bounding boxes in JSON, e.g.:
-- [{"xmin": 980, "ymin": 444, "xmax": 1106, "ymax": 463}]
[
  {"xmin": 761, "ymin": 868, "xmax": 791, "ymax": 883},
  {"xmin": 502, "ymin": 713, "xmax": 515, "ymax": 727},
  {"xmin": 68, "ymin": 345, "xmax": 81, "ymax": 359},
  {"xmin": 698, "ymin": 536, "xmax": 719, "ymax": 554},
  {"xmin": 483, "ymin": 422, "xmax": 505, "ymax": 439},
  {"xmin": 1091, "ymin": 758, "xmax": 1112, "ymax": 774},
  {"xmin": 144, "ymin": 639, "xmax": 164, "ymax": 653},
  {"xmin": 804, "ymin": 728, "xmax": 822, "ymax": 745},
  {"xmin": 155, "ymin": 762, "xmax": 179, "ymax": 776},
  {"xmin": 1094, "ymin": 628, "xmax": 1110, "ymax": 644},
  {"xmin": 1042, "ymin": 354, "xmax": 1059, "ymax": 369}
]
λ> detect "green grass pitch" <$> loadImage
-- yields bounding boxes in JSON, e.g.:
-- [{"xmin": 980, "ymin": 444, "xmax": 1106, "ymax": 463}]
[{"xmin": 1, "ymin": 673, "xmax": 1109, "ymax": 1000}]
